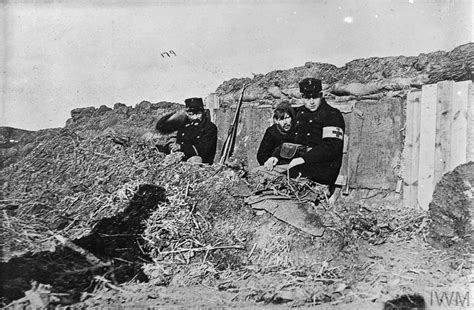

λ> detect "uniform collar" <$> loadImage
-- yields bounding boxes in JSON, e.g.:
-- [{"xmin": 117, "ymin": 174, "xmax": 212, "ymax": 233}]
[{"xmin": 185, "ymin": 114, "xmax": 208, "ymax": 128}]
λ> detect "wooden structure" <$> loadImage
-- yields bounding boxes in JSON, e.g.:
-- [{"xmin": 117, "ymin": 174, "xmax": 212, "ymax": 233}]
[
  {"xmin": 204, "ymin": 93, "xmax": 220, "ymax": 123},
  {"xmin": 403, "ymin": 81, "xmax": 473, "ymax": 210},
  {"xmin": 206, "ymin": 80, "xmax": 472, "ymax": 210}
]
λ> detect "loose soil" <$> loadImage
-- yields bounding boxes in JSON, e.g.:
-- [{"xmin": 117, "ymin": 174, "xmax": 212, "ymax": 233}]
[{"xmin": 0, "ymin": 127, "xmax": 471, "ymax": 309}]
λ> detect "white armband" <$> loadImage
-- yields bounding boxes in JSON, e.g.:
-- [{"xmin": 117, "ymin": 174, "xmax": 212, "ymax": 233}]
[{"xmin": 322, "ymin": 126, "xmax": 344, "ymax": 140}]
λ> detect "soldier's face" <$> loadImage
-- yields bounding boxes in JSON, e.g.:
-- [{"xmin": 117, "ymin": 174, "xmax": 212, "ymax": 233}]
[
  {"xmin": 302, "ymin": 96, "xmax": 321, "ymax": 111},
  {"xmin": 275, "ymin": 113, "xmax": 292, "ymax": 132},
  {"xmin": 186, "ymin": 111, "xmax": 203, "ymax": 123}
]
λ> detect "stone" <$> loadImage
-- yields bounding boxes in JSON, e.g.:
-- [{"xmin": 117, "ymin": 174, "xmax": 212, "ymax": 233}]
[{"xmin": 429, "ymin": 162, "xmax": 473, "ymax": 248}]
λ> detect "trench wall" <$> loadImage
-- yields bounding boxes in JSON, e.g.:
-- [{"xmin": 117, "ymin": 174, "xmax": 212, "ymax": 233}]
[
  {"xmin": 403, "ymin": 80, "xmax": 473, "ymax": 210},
  {"xmin": 207, "ymin": 80, "xmax": 473, "ymax": 210},
  {"xmin": 206, "ymin": 94, "xmax": 405, "ymax": 196}
]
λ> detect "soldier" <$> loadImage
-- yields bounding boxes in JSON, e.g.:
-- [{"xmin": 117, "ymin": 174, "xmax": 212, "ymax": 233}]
[
  {"xmin": 256, "ymin": 102, "xmax": 295, "ymax": 169},
  {"xmin": 156, "ymin": 97, "xmax": 217, "ymax": 164},
  {"xmin": 287, "ymin": 78, "xmax": 345, "ymax": 188}
]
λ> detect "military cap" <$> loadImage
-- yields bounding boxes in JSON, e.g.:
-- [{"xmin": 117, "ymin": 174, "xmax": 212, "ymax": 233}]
[
  {"xmin": 299, "ymin": 78, "xmax": 322, "ymax": 98},
  {"xmin": 185, "ymin": 97, "xmax": 204, "ymax": 112}
]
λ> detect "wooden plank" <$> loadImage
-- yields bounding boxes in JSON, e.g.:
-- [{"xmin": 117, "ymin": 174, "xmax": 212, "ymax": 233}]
[
  {"xmin": 410, "ymin": 92, "xmax": 421, "ymax": 207},
  {"xmin": 449, "ymin": 81, "xmax": 470, "ymax": 170},
  {"xmin": 247, "ymin": 197, "xmax": 325, "ymax": 236},
  {"xmin": 403, "ymin": 90, "xmax": 421, "ymax": 208},
  {"xmin": 342, "ymin": 119, "xmax": 350, "ymax": 194},
  {"xmin": 468, "ymin": 82, "xmax": 474, "ymax": 162},
  {"xmin": 204, "ymin": 93, "xmax": 220, "ymax": 123},
  {"xmin": 403, "ymin": 91, "xmax": 415, "ymax": 206},
  {"xmin": 334, "ymin": 114, "xmax": 350, "ymax": 188},
  {"xmin": 418, "ymin": 84, "xmax": 437, "ymax": 210},
  {"xmin": 204, "ymin": 93, "xmax": 220, "ymax": 109},
  {"xmin": 342, "ymin": 134, "xmax": 349, "ymax": 153},
  {"xmin": 335, "ymin": 175, "xmax": 347, "ymax": 186},
  {"xmin": 433, "ymin": 81, "xmax": 453, "ymax": 183}
]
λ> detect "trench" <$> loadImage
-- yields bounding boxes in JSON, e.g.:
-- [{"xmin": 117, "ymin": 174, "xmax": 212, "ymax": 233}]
[{"xmin": 0, "ymin": 184, "xmax": 166, "ymax": 306}]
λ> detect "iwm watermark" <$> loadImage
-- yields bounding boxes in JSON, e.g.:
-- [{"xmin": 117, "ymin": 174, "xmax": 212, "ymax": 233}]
[{"xmin": 430, "ymin": 290, "xmax": 470, "ymax": 308}]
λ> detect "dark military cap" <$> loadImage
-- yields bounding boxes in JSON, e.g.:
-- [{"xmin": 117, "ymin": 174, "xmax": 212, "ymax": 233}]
[
  {"xmin": 185, "ymin": 97, "xmax": 204, "ymax": 112},
  {"xmin": 299, "ymin": 78, "xmax": 322, "ymax": 98}
]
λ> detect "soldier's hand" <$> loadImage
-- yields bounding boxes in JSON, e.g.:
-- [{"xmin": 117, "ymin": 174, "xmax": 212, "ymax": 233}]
[
  {"xmin": 169, "ymin": 143, "xmax": 181, "ymax": 152},
  {"xmin": 288, "ymin": 157, "xmax": 305, "ymax": 170},
  {"xmin": 264, "ymin": 157, "xmax": 278, "ymax": 170}
]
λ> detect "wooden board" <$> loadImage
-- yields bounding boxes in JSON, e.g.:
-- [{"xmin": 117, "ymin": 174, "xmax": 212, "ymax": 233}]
[
  {"xmin": 433, "ymin": 81, "xmax": 453, "ymax": 184},
  {"xmin": 468, "ymin": 83, "xmax": 474, "ymax": 162},
  {"xmin": 418, "ymin": 84, "xmax": 437, "ymax": 210},
  {"xmin": 204, "ymin": 93, "xmax": 220, "ymax": 123},
  {"xmin": 449, "ymin": 81, "xmax": 470, "ymax": 170},
  {"xmin": 335, "ymin": 132, "xmax": 350, "ymax": 187},
  {"xmin": 246, "ymin": 196, "xmax": 325, "ymax": 237},
  {"xmin": 403, "ymin": 90, "xmax": 421, "ymax": 208},
  {"xmin": 347, "ymin": 98, "xmax": 403, "ymax": 190}
]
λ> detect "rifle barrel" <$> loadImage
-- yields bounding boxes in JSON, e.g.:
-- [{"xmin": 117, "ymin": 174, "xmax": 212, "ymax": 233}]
[{"xmin": 219, "ymin": 84, "xmax": 247, "ymax": 164}]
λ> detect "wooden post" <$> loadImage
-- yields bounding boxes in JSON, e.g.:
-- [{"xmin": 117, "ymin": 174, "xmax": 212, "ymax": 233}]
[
  {"xmin": 468, "ymin": 82, "xmax": 474, "ymax": 162},
  {"xmin": 418, "ymin": 84, "xmax": 437, "ymax": 210},
  {"xmin": 204, "ymin": 93, "xmax": 220, "ymax": 123},
  {"xmin": 449, "ymin": 81, "xmax": 470, "ymax": 170},
  {"xmin": 403, "ymin": 90, "xmax": 421, "ymax": 208},
  {"xmin": 433, "ymin": 81, "xmax": 453, "ymax": 184}
]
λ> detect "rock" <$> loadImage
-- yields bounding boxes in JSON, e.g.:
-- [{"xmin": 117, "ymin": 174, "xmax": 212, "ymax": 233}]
[
  {"xmin": 70, "ymin": 107, "xmax": 96, "ymax": 121},
  {"xmin": 428, "ymin": 162, "xmax": 473, "ymax": 248},
  {"xmin": 113, "ymin": 103, "xmax": 130, "ymax": 114},
  {"xmin": 96, "ymin": 105, "xmax": 112, "ymax": 115},
  {"xmin": 136, "ymin": 100, "xmax": 152, "ymax": 110}
]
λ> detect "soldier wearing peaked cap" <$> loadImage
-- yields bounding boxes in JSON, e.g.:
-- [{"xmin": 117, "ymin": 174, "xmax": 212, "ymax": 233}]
[
  {"xmin": 287, "ymin": 78, "xmax": 345, "ymax": 190},
  {"xmin": 156, "ymin": 97, "xmax": 217, "ymax": 164}
]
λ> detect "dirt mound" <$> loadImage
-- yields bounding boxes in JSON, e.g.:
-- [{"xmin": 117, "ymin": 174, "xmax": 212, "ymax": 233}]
[
  {"xmin": 1, "ymin": 184, "xmax": 166, "ymax": 306},
  {"xmin": 0, "ymin": 101, "xmax": 182, "ymax": 172},
  {"xmin": 429, "ymin": 161, "xmax": 474, "ymax": 249},
  {"xmin": 215, "ymin": 43, "xmax": 473, "ymax": 106},
  {"xmin": 65, "ymin": 100, "xmax": 181, "ymax": 139},
  {"xmin": 0, "ymin": 129, "xmax": 167, "ymax": 256},
  {"xmin": 135, "ymin": 163, "xmax": 430, "ymax": 306},
  {"xmin": 0, "ymin": 127, "xmax": 54, "ymax": 169},
  {"xmin": 0, "ymin": 132, "xmax": 430, "ymax": 308}
]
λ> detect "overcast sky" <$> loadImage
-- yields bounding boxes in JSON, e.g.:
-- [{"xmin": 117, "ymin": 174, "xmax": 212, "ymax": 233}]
[{"xmin": 1, "ymin": 0, "xmax": 472, "ymax": 130}]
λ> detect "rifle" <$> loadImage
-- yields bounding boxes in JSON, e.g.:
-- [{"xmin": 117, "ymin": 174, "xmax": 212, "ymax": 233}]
[{"xmin": 219, "ymin": 84, "xmax": 247, "ymax": 164}]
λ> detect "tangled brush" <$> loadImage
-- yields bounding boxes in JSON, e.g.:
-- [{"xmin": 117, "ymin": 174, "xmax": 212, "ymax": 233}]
[{"xmin": 0, "ymin": 129, "xmax": 166, "ymax": 257}]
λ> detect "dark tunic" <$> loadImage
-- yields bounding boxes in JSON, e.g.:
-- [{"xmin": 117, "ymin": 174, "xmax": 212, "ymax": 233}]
[
  {"xmin": 176, "ymin": 115, "xmax": 218, "ymax": 164},
  {"xmin": 256, "ymin": 124, "xmax": 294, "ymax": 165},
  {"xmin": 290, "ymin": 99, "xmax": 345, "ymax": 185}
]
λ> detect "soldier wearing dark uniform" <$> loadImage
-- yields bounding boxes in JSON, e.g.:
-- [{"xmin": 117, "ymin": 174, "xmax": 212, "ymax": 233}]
[
  {"xmin": 156, "ymin": 97, "xmax": 217, "ymax": 164},
  {"xmin": 287, "ymin": 78, "xmax": 345, "ymax": 186},
  {"xmin": 256, "ymin": 102, "xmax": 295, "ymax": 167}
]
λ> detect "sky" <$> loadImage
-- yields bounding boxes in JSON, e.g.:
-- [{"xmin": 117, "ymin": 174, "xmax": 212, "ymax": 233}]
[{"xmin": 1, "ymin": 0, "xmax": 472, "ymax": 130}]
